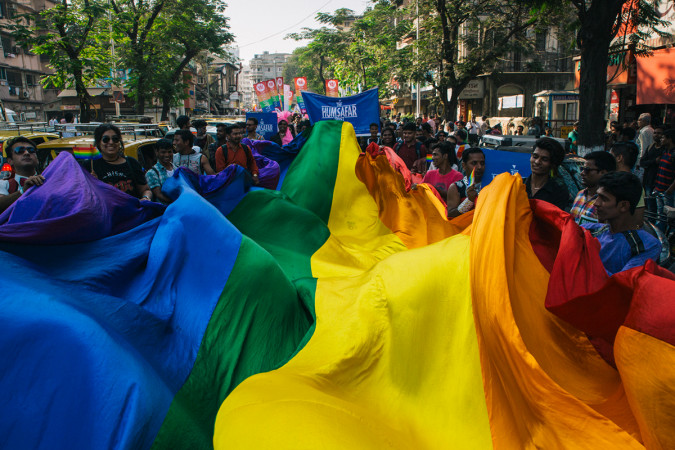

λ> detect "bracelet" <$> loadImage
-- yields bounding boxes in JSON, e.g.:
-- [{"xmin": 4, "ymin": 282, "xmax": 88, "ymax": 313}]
[
  {"xmin": 142, "ymin": 195, "xmax": 151, "ymax": 200},
  {"xmin": 457, "ymin": 198, "xmax": 475, "ymax": 214}
]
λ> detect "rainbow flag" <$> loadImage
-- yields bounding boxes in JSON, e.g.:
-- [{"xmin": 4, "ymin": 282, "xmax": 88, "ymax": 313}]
[
  {"xmin": 72, "ymin": 144, "xmax": 101, "ymax": 160},
  {"xmin": 468, "ymin": 166, "xmax": 475, "ymax": 186},
  {"xmin": 0, "ymin": 121, "xmax": 673, "ymax": 449}
]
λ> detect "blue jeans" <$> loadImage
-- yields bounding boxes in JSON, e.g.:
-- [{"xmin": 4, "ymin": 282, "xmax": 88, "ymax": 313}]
[{"xmin": 655, "ymin": 190, "xmax": 674, "ymax": 232}]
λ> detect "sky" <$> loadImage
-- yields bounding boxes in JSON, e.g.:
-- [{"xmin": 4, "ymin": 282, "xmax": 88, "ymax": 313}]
[{"xmin": 226, "ymin": 0, "xmax": 371, "ymax": 63}]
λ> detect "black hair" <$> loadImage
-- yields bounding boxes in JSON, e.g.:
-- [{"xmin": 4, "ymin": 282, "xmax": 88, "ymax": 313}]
[
  {"xmin": 176, "ymin": 115, "xmax": 190, "ymax": 129},
  {"xmin": 226, "ymin": 123, "xmax": 244, "ymax": 135},
  {"xmin": 620, "ymin": 127, "xmax": 636, "ymax": 141},
  {"xmin": 585, "ymin": 151, "xmax": 617, "ymax": 172},
  {"xmin": 192, "ymin": 119, "xmax": 207, "ymax": 129},
  {"xmin": 174, "ymin": 128, "xmax": 194, "ymax": 145},
  {"xmin": 370, "ymin": 122, "xmax": 379, "ymax": 128},
  {"xmin": 534, "ymin": 137, "xmax": 565, "ymax": 168},
  {"xmin": 436, "ymin": 130, "xmax": 447, "ymax": 137},
  {"xmin": 598, "ymin": 171, "xmax": 643, "ymax": 214},
  {"xmin": 4, "ymin": 136, "xmax": 36, "ymax": 159},
  {"xmin": 156, "ymin": 138, "xmax": 173, "ymax": 150},
  {"xmin": 421, "ymin": 122, "xmax": 432, "ymax": 134},
  {"xmin": 432, "ymin": 141, "xmax": 458, "ymax": 166},
  {"xmin": 64, "ymin": 112, "xmax": 74, "ymax": 123},
  {"xmin": 663, "ymin": 129, "xmax": 675, "ymax": 142},
  {"xmin": 247, "ymin": 117, "xmax": 259, "ymax": 126},
  {"xmin": 462, "ymin": 147, "xmax": 485, "ymax": 164},
  {"xmin": 402, "ymin": 122, "xmax": 416, "ymax": 132},
  {"xmin": 610, "ymin": 142, "xmax": 639, "ymax": 169},
  {"xmin": 94, "ymin": 124, "xmax": 124, "ymax": 151},
  {"xmin": 456, "ymin": 129, "xmax": 468, "ymax": 142},
  {"xmin": 216, "ymin": 122, "xmax": 228, "ymax": 129}
]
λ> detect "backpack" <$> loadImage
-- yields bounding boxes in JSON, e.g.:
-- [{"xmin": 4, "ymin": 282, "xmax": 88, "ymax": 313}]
[
  {"xmin": 394, "ymin": 141, "xmax": 423, "ymax": 160},
  {"xmin": 590, "ymin": 224, "xmax": 647, "ymax": 257}
]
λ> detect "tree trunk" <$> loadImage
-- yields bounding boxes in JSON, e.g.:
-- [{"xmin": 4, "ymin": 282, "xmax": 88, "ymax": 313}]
[
  {"xmin": 576, "ymin": 0, "xmax": 625, "ymax": 155},
  {"xmin": 160, "ymin": 93, "xmax": 171, "ymax": 121},
  {"xmin": 73, "ymin": 65, "xmax": 91, "ymax": 123},
  {"xmin": 136, "ymin": 75, "xmax": 146, "ymax": 115}
]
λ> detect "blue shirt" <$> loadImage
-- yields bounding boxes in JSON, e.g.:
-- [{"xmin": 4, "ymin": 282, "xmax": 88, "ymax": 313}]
[{"xmin": 582, "ymin": 223, "xmax": 661, "ymax": 275}]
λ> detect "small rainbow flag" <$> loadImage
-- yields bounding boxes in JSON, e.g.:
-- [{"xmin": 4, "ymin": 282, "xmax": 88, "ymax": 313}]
[
  {"xmin": 426, "ymin": 154, "xmax": 433, "ymax": 162},
  {"xmin": 467, "ymin": 167, "xmax": 475, "ymax": 187},
  {"xmin": 456, "ymin": 144, "xmax": 466, "ymax": 160},
  {"xmin": 73, "ymin": 145, "xmax": 101, "ymax": 160}
]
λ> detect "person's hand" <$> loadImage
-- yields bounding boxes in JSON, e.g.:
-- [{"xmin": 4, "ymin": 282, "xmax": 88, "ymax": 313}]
[
  {"xmin": 252, "ymin": 174, "xmax": 259, "ymax": 185},
  {"xmin": 23, "ymin": 175, "xmax": 45, "ymax": 189},
  {"xmin": 411, "ymin": 183, "xmax": 418, "ymax": 190},
  {"xmin": 466, "ymin": 183, "xmax": 478, "ymax": 202}
]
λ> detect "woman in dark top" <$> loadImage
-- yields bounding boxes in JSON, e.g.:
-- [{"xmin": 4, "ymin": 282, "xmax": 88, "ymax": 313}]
[
  {"xmin": 524, "ymin": 137, "xmax": 570, "ymax": 210},
  {"xmin": 91, "ymin": 124, "xmax": 152, "ymax": 201}
]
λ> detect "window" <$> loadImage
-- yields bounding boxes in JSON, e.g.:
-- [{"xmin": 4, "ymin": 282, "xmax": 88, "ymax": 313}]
[
  {"xmin": 1, "ymin": 35, "xmax": 11, "ymax": 55},
  {"xmin": 6, "ymin": 70, "xmax": 21, "ymax": 87},
  {"xmin": 25, "ymin": 74, "xmax": 35, "ymax": 86}
]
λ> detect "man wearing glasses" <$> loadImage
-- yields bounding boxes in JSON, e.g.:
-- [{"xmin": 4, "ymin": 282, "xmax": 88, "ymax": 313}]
[
  {"xmin": 570, "ymin": 151, "xmax": 616, "ymax": 224},
  {"xmin": 0, "ymin": 136, "xmax": 45, "ymax": 213}
]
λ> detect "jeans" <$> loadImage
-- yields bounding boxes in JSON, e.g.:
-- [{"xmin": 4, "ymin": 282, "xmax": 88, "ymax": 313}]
[{"xmin": 655, "ymin": 190, "xmax": 674, "ymax": 232}]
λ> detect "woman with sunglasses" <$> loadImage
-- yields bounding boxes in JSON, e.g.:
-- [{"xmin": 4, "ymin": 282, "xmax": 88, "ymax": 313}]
[
  {"xmin": 92, "ymin": 124, "xmax": 152, "ymax": 201},
  {"xmin": 0, "ymin": 136, "xmax": 45, "ymax": 213}
]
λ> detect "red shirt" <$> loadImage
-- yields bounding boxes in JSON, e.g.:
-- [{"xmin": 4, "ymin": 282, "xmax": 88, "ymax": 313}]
[{"xmin": 215, "ymin": 142, "xmax": 259, "ymax": 175}]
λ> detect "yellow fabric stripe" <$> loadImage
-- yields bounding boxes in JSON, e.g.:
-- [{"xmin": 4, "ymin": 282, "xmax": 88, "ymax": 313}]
[
  {"xmin": 615, "ymin": 326, "xmax": 675, "ymax": 450},
  {"xmin": 214, "ymin": 234, "xmax": 493, "ymax": 449},
  {"xmin": 214, "ymin": 122, "xmax": 493, "ymax": 449},
  {"xmin": 311, "ymin": 122, "xmax": 405, "ymax": 278}
]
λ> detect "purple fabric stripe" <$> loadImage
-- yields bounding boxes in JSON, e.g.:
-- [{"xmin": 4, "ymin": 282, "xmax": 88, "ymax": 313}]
[{"xmin": 0, "ymin": 152, "xmax": 165, "ymax": 245}]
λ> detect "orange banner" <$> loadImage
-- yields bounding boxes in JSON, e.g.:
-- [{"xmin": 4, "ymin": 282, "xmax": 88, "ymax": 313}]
[{"xmin": 325, "ymin": 79, "xmax": 339, "ymax": 97}]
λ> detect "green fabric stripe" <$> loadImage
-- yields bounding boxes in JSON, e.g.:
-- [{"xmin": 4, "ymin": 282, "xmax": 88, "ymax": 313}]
[
  {"xmin": 280, "ymin": 120, "xmax": 343, "ymax": 224},
  {"xmin": 152, "ymin": 123, "xmax": 343, "ymax": 449},
  {"xmin": 151, "ymin": 237, "xmax": 313, "ymax": 449}
]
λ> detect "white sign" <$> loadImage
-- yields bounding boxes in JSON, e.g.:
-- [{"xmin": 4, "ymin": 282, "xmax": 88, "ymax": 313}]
[
  {"xmin": 458, "ymin": 79, "xmax": 484, "ymax": 99},
  {"xmin": 230, "ymin": 92, "xmax": 239, "ymax": 100}
]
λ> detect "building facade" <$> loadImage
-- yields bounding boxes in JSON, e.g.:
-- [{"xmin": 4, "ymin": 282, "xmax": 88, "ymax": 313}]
[{"xmin": 0, "ymin": 0, "xmax": 58, "ymax": 121}]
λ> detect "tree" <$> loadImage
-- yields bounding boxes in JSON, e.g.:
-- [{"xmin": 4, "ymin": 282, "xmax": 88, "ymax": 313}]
[
  {"xmin": 282, "ymin": 46, "xmax": 330, "ymax": 94},
  {"xmin": 286, "ymin": 5, "xmax": 410, "ymax": 98},
  {"xmin": 154, "ymin": 0, "xmax": 233, "ymax": 120},
  {"xmin": 407, "ymin": 0, "xmax": 556, "ymax": 121},
  {"xmin": 4, "ymin": 0, "xmax": 110, "ymax": 122},
  {"xmin": 109, "ymin": 0, "xmax": 167, "ymax": 115},
  {"xmin": 571, "ymin": 0, "xmax": 669, "ymax": 153}
]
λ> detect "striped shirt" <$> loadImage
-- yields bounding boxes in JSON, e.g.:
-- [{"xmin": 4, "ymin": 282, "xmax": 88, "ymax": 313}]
[
  {"xmin": 654, "ymin": 150, "xmax": 674, "ymax": 192},
  {"xmin": 570, "ymin": 189, "xmax": 598, "ymax": 224}
]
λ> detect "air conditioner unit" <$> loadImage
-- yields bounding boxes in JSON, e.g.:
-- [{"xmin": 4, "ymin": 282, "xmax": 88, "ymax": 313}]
[{"xmin": 22, "ymin": 90, "xmax": 30, "ymax": 98}]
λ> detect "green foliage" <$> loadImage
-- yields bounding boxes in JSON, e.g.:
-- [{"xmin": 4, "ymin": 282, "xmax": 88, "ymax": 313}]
[{"xmin": 286, "ymin": 3, "xmax": 411, "ymax": 98}]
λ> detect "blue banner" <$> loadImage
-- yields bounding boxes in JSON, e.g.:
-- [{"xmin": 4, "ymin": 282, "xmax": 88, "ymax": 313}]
[
  {"xmin": 246, "ymin": 112, "xmax": 278, "ymax": 140},
  {"xmin": 302, "ymin": 88, "xmax": 380, "ymax": 136},
  {"xmin": 481, "ymin": 148, "xmax": 531, "ymax": 186}
]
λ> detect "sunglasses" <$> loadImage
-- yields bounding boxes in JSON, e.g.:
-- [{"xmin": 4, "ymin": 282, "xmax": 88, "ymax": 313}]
[
  {"xmin": 13, "ymin": 146, "xmax": 37, "ymax": 155},
  {"xmin": 101, "ymin": 135, "xmax": 121, "ymax": 144}
]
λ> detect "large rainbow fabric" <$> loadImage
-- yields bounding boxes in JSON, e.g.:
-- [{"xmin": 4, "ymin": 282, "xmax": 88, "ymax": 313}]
[{"xmin": 0, "ymin": 120, "xmax": 674, "ymax": 449}]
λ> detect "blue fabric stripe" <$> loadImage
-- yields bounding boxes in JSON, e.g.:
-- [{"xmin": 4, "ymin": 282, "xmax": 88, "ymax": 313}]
[{"xmin": 0, "ymin": 179, "xmax": 242, "ymax": 449}]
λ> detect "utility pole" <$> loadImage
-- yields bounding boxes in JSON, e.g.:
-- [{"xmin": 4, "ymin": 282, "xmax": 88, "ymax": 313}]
[{"xmin": 415, "ymin": 0, "xmax": 420, "ymax": 119}]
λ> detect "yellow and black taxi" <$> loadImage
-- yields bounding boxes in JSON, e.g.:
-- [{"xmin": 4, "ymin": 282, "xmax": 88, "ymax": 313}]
[{"xmin": 37, "ymin": 123, "xmax": 162, "ymax": 171}]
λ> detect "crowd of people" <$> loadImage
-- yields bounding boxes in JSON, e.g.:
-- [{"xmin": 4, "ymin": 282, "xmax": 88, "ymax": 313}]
[{"xmin": 1, "ymin": 110, "xmax": 672, "ymax": 276}]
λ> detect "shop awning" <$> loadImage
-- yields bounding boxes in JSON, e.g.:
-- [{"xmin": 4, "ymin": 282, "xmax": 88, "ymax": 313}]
[
  {"xmin": 57, "ymin": 88, "xmax": 109, "ymax": 98},
  {"xmin": 636, "ymin": 47, "xmax": 675, "ymax": 105}
]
